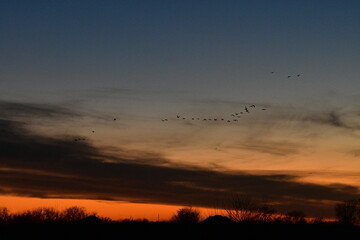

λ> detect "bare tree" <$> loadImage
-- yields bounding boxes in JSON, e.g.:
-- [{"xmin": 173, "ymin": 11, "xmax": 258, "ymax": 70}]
[
  {"xmin": 335, "ymin": 199, "xmax": 360, "ymax": 225},
  {"xmin": 170, "ymin": 207, "xmax": 201, "ymax": 224},
  {"xmin": 284, "ymin": 210, "xmax": 306, "ymax": 223},
  {"xmin": 61, "ymin": 206, "xmax": 90, "ymax": 223},
  {"xmin": 31, "ymin": 207, "xmax": 61, "ymax": 223},
  {"xmin": 225, "ymin": 194, "xmax": 276, "ymax": 223}
]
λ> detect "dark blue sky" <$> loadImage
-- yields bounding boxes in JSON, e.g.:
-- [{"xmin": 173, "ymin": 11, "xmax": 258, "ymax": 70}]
[{"xmin": 1, "ymin": 0, "xmax": 359, "ymax": 103}]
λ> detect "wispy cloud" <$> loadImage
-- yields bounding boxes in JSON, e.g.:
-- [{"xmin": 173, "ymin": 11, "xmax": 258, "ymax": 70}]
[
  {"xmin": 0, "ymin": 100, "xmax": 79, "ymax": 119},
  {"xmin": 0, "ymin": 113, "xmax": 359, "ymax": 217},
  {"xmin": 235, "ymin": 138, "xmax": 302, "ymax": 156}
]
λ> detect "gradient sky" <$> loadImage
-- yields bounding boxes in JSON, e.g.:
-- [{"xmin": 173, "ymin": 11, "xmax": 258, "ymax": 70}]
[{"xmin": 1, "ymin": 0, "xmax": 360, "ymax": 219}]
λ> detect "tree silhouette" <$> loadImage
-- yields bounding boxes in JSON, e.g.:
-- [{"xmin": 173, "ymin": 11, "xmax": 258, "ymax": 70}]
[
  {"xmin": 225, "ymin": 194, "xmax": 276, "ymax": 222},
  {"xmin": 0, "ymin": 207, "xmax": 9, "ymax": 224},
  {"xmin": 335, "ymin": 199, "xmax": 360, "ymax": 225},
  {"xmin": 61, "ymin": 206, "xmax": 91, "ymax": 223},
  {"xmin": 284, "ymin": 210, "xmax": 306, "ymax": 223},
  {"xmin": 170, "ymin": 207, "xmax": 201, "ymax": 224}
]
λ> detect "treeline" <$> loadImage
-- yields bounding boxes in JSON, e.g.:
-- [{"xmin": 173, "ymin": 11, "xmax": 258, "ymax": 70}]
[
  {"xmin": 0, "ymin": 206, "xmax": 107, "ymax": 224},
  {"xmin": 1, "ymin": 197, "xmax": 360, "ymax": 225},
  {"xmin": 1, "ymin": 201, "xmax": 360, "ymax": 240}
]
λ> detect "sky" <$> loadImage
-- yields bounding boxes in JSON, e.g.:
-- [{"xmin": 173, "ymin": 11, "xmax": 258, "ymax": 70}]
[{"xmin": 0, "ymin": 0, "xmax": 360, "ymax": 220}]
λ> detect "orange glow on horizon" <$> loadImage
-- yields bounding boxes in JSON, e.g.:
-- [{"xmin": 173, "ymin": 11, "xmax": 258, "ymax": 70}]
[{"xmin": 0, "ymin": 195, "xmax": 216, "ymax": 221}]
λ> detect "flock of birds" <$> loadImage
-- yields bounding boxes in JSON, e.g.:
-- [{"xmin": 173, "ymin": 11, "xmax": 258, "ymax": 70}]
[
  {"xmin": 160, "ymin": 104, "xmax": 267, "ymax": 123},
  {"xmin": 74, "ymin": 71, "xmax": 301, "ymax": 141},
  {"xmin": 160, "ymin": 71, "xmax": 303, "ymax": 123}
]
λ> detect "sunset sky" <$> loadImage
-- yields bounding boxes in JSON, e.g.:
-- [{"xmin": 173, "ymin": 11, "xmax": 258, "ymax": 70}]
[{"xmin": 1, "ymin": 0, "xmax": 360, "ymax": 220}]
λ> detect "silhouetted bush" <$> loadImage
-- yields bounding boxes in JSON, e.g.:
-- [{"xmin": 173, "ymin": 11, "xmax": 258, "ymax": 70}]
[
  {"xmin": 335, "ymin": 199, "xmax": 360, "ymax": 225},
  {"xmin": 170, "ymin": 207, "xmax": 201, "ymax": 224},
  {"xmin": 284, "ymin": 210, "xmax": 306, "ymax": 223},
  {"xmin": 11, "ymin": 207, "xmax": 61, "ymax": 224},
  {"xmin": 0, "ymin": 207, "xmax": 9, "ymax": 224},
  {"xmin": 201, "ymin": 215, "xmax": 232, "ymax": 225}
]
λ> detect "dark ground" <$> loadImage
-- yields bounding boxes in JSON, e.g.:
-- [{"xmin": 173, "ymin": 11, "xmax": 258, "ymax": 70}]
[{"xmin": 1, "ymin": 221, "xmax": 360, "ymax": 240}]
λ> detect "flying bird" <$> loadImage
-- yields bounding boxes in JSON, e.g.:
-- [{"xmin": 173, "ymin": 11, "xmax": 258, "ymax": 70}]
[
  {"xmin": 177, "ymin": 115, "xmax": 180, "ymax": 118},
  {"xmin": 297, "ymin": 74, "xmax": 301, "ymax": 77},
  {"xmin": 287, "ymin": 76, "xmax": 291, "ymax": 78},
  {"xmin": 245, "ymin": 107, "xmax": 249, "ymax": 113},
  {"xmin": 271, "ymin": 71, "xmax": 274, "ymax": 74}
]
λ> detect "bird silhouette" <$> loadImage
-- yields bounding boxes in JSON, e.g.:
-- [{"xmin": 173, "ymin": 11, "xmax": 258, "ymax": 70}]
[
  {"xmin": 245, "ymin": 107, "xmax": 249, "ymax": 113},
  {"xmin": 114, "ymin": 118, "xmax": 117, "ymax": 121},
  {"xmin": 287, "ymin": 76, "xmax": 291, "ymax": 78},
  {"xmin": 271, "ymin": 71, "xmax": 274, "ymax": 74},
  {"xmin": 177, "ymin": 115, "xmax": 180, "ymax": 118},
  {"xmin": 297, "ymin": 74, "xmax": 301, "ymax": 77}
]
